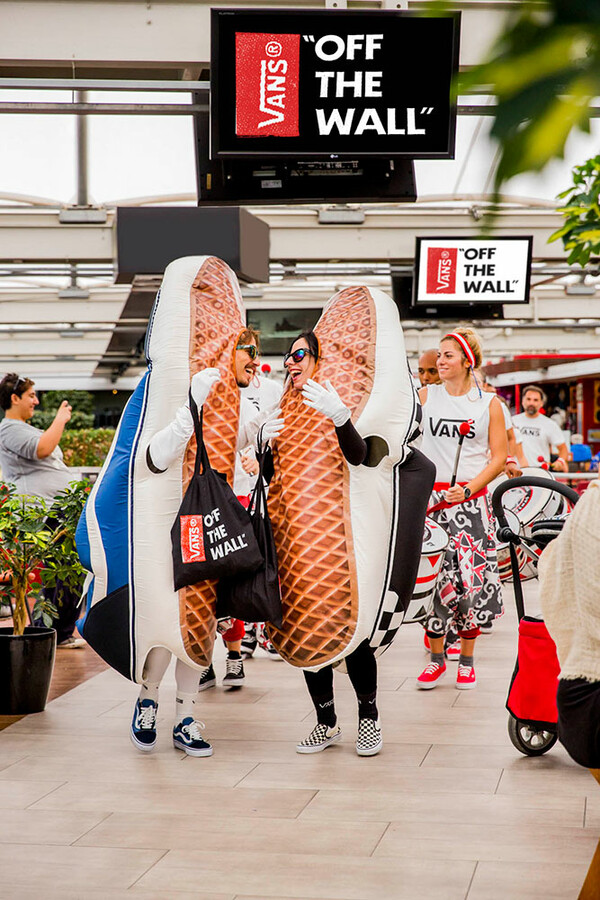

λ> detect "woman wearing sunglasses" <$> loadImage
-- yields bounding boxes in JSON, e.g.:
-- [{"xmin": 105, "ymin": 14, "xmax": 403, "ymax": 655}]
[{"xmin": 269, "ymin": 330, "xmax": 433, "ymax": 756}]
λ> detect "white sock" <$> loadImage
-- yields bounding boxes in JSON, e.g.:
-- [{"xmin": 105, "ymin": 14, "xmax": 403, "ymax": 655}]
[
  {"xmin": 139, "ymin": 682, "xmax": 160, "ymax": 704},
  {"xmin": 175, "ymin": 691, "xmax": 197, "ymax": 724}
]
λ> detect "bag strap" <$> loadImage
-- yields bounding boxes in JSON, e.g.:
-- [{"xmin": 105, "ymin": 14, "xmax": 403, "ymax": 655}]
[
  {"xmin": 248, "ymin": 435, "xmax": 269, "ymax": 516},
  {"xmin": 189, "ymin": 390, "xmax": 211, "ymax": 477}
]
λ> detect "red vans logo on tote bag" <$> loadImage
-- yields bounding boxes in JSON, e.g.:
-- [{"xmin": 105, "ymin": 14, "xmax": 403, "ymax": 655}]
[
  {"xmin": 235, "ymin": 32, "xmax": 300, "ymax": 137},
  {"xmin": 426, "ymin": 247, "xmax": 458, "ymax": 294},
  {"xmin": 180, "ymin": 515, "xmax": 206, "ymax": 563}
]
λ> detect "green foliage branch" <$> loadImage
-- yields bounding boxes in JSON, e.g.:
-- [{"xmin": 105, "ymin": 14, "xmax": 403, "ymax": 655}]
[
  {"xmin": 548, "ymin": 155, "xmax": 600, "ymax": 265},
  {"xmin": 457, "ymin": 1, "xmax": 600, "ymax": 196},
  {"xmin": 0, "ymin": 481, "xmax": 89, "ymax": 636}
]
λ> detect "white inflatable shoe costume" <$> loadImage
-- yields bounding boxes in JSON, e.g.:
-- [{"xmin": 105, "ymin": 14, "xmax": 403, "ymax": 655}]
[
  {"xmin": 76, "ymin": 256, "xmax": 248, "ymax": 681},
  {"xmin": 266, "ymin": 284, "xmax": 433, "ymax": 670}
]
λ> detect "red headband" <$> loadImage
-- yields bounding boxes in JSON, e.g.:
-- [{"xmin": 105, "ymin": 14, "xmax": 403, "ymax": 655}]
[{"xmin": 444, "ymin": 332, "xmax": 476, "ymax": 369}]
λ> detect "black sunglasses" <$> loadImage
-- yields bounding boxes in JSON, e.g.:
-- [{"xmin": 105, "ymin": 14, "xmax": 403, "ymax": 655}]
[
  {"xmin": 283, "ymin": 348, "xmax": 314, "ymax": 365},
  {"xmin": 236, "ymin": 344, "xmax": 258, "ymax": 360}
]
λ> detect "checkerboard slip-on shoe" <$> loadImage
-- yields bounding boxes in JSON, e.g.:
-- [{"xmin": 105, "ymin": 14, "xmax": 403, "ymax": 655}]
[
  {"xmin": 198, "ymin": 664, "xmax": 217, "ymax": 692},
  {"xmin": 356, "ymin": 718, "xmax": 383, "ymax": 757},
  {"xmin": 456, "ymin": 664, "xmax": 477, "ymax": 690},
  {"xmin": 223, "ymin": 656, "xmax": 245, "ymax": 689},
  {"xmin": 172, "ymin": 717, "xmax": 213, "ymax": 757},
  {"xmin": 416, "ymin": 661, "xmax": 447, "ymax": 690},
  {"xmin": 130, "ymin": 698, "xmax": 158, "ymax": 752},
  {"xmin": 296, "ymin": 723, "xmax": 342, "ymax": 754}
]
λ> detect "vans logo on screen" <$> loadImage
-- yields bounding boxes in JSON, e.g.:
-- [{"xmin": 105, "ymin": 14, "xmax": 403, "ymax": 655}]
[
  {"xmin": 429, "ymin": 417, "xmax": 475, "ymax": 439},
  {"xmin": 426, "ymin": 247, "xmax": 458, "ymax": 294},
  {"xmin": 235, "ymin": 32, "xmax": 300, "ymax": 137},
  {"xmin": 180, "ymin": 515, "xmax": 206, "ymax": 564}
]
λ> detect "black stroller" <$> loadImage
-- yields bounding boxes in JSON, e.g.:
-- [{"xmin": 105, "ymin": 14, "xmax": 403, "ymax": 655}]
[{"xmin": 492, "ymin": 475, "xmax": 579, "ymax": 756}]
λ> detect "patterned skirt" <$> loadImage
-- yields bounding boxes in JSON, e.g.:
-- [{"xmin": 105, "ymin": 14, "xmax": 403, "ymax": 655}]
[{"xmin": 426, "ymin": 490, "xmax": 503, "ymax": 635}]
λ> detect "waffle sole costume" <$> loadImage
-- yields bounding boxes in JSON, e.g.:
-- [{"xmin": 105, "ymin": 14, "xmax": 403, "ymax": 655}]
[
  {"xmin": 75, "ymin": 256, "xmax": 245, "ymax": 681},
  {"xmin": 266, "ymin": 285, "xmax": 433, "ymax": 671}
]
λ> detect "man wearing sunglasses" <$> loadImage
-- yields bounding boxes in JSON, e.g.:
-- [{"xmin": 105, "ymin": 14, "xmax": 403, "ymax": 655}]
[{"xmin": 133, "ymin": 330, "xmax": 284, "ymax": 756}]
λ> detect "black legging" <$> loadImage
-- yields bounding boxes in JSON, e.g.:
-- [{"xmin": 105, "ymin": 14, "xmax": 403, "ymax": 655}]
[{"xmin": 304, "ymin": 639, "xmax": 377, "ymax": 723}]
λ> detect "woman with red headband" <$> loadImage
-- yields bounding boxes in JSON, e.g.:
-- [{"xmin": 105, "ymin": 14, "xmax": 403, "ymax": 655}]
[{"xmin": 417, "ymin": 328, "xmax": 507, "ymax": 690}]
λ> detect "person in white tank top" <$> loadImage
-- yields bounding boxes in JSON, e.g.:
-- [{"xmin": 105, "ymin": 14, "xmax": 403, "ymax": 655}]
[{"xmin": 417, "ymin": 330, "xmax": 507, "ymax": 692}]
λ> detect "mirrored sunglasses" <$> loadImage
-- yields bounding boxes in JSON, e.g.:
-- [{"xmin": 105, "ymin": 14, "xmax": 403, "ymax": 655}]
[
  {"xmin": 283, "ymin": 348, "xmax": 313, "ymax": 365},
  {"xmin": 236, "ymin": 344, "xmax": 258, "ymax": 360}
]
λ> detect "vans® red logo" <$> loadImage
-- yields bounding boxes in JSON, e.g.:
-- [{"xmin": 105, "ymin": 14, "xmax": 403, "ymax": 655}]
[
  {"xmin": 180, "ymin": 515, "xmax": 206, "ymax": 564},
  {"xmin": 426, "ymin": 247, "xmax": 458, "ymax": 294},
  {"xmin": 235, "ymin": 32, "xmax": 300, "ymax": 137}
]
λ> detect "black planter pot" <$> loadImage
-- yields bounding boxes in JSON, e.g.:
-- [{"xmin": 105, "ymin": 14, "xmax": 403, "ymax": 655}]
[{"xmin": 0, "ymin": 625, "xmax": 57, "ymax": 714}]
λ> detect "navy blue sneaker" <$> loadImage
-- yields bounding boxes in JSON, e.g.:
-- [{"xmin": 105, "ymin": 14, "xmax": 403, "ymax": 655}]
[
  {"xmin": 172, "ymin": 717, "xmax": 213, "ymax": 757},
  {"xmin": 130, "ymin": 698, "xmax": 158, "ymax": 752}
]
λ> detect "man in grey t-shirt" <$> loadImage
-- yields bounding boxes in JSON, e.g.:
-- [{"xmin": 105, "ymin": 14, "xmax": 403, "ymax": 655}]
[{"xmin": 0, "ymin": 373, "xmax": 84, "ymax": 647}]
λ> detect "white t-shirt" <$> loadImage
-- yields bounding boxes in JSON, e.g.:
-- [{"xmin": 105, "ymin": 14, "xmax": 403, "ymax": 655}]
[
  {"xmin": 421, "ymin": 384, "xmax": 495, "ymax": 482},
  {"xmin": 235, "ymin": 378, "xmax": 283, "ymax": 497},
  {"xmin": 512, "ymin": 413, "xmax": 564, "ymax": 464}
]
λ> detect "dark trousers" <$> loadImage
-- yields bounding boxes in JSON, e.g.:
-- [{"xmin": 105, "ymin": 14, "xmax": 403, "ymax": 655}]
[{"xmin": 303, "ymin": 638, "xmax": 377, "ymax": 701}]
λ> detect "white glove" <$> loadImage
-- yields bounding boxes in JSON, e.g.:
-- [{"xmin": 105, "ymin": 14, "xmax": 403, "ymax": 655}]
[
  {"xmin": 148, "ymin": 368, "xmax": 221, "ymax": 472},
  {"xmin": 147, "ymin": 404, "xmax": 194, "ymax": 472},
  {"xmin": 190, "ymin": 367, "xmax": 221, "ymax": 408},
  {"xmin": 258, "ymin": 407, "xmax": 284, "ymax": 444},
  {"xmin": 302, "ymin": 379, "xmax": 350, "ymax": 427}
]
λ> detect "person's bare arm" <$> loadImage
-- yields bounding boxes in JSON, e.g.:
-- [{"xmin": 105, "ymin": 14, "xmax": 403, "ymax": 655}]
[
  {"xmin": 552, "ymin": 442, "xmax": 569, "ymax": 471},
  {"xmin": 36, "ymin": 401, "xmax": 71, "ymax": 458}
]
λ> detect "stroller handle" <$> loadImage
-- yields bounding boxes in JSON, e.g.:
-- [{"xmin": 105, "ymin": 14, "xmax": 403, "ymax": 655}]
[{"xmin": 492, "ymin": 475, "xmax": 580, "ymax": 538}]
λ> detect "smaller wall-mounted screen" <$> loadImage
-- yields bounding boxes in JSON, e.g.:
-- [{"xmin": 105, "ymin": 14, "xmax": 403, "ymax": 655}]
[{"xmin": 413, "ymin": 237, "xmax": 533, "ymax": 305}]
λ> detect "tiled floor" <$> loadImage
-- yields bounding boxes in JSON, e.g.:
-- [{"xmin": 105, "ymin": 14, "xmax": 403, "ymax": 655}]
[{"xmin": 0, "ymin": 586, "xmax": 597, "ymax": 899}]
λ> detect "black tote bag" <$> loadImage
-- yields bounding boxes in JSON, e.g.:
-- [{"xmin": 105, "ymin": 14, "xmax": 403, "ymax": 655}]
[
  {"xmin": 216, "ymin": 440, "xmax": 283, "ymax": 628},
  {"xmin": 170, "ymin": 394, "xmax": 263, "ymax": 590}
]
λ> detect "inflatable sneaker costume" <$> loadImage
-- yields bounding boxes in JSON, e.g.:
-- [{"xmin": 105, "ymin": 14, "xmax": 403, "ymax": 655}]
[
  {"xmin": 76, "ymin": 256, "xmax": 246, "ymax": 681},
  {"xmin": 267, "ymin": 285, "xmax": 434, "ymax": 670}
]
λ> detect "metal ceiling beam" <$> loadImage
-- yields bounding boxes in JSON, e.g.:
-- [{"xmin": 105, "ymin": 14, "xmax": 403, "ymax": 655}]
[
  {"xmin": 0, "ymin": 77, "xmax": 209, "ymax": 91},
  {"xmin": 0, "ymin": 101, "xmax": 207, "ymax": 114},
  {"xmin": 0, "ymin": 0, "xmax": 511, "ymax": 75}
]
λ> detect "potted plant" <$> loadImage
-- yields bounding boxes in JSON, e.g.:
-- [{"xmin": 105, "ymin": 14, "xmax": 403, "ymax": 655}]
[{"xmin": 0, "ymin": 480, "xmax": 89, "ymax": 714}]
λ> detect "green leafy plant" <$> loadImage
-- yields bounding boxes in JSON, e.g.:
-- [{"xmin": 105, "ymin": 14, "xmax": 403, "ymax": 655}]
[
  {"xmin": 31, "ymin": 410, "xmax": 94, "ymax": 431},
  {"xmin": 0, "ymin": 480, "xmax": 89, "ymax": 636},
  {"xmin": 458, "ymin": 1, "xmax": 600, "ymax": 196},
  {"xmin": 59, "ymin": 428, "xmax": 115, "ymax": 467},
  {"xmin": 548, "ymin": 155, "xmax": 600, "ymax": 265},
  {"xmin": 32, "ymin": 389, "xmax": 95, "ymax": 431},
  {"xmin": 39, "ymin": 390, "xmax": 94, "ymax": 415}
]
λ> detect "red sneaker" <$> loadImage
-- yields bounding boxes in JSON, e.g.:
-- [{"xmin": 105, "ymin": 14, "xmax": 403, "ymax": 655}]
[
  {"xmin": 416, "ymin": 661, "xmax": 447, "ymax": 690},
  {"xmin": 456, "ymin": 664, "xmax": 477, "ymax": 690},
  {"xmin": 423, "ymin": 632, "xmax": 430, "ymax": 652},
  {"xmin": 445, "ymin": 643, "xmax": 461, "ymax": 661}
]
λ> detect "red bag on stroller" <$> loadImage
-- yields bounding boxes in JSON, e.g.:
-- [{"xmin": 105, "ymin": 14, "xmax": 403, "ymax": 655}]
[{"xmin": 506, "ymin": 615, "xmax": 560, "ymax": 730}]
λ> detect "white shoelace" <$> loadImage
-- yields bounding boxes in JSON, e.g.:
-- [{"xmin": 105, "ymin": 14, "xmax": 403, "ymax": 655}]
[
  {"xmin": 138, "ymin": 704, "xmax": 157, "ymax": 728},
  {"xmin": 423, "ymin": 662, "xmax": 443, "ymax": 674},
  {"xmin": 457, "ymin": 664, "xmax": 473, "ymax": 678},
  {"xmin": 227, "ymin": 658, "xmax": 243, "ymax": 675},
  {"xmin": 183, "ymin": 720, "xmax": 207, "ymax": 740}
]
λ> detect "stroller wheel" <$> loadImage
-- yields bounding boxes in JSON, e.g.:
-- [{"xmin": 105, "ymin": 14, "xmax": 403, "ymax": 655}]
[{"xmin": 508, "ymin": 716, "xmax": 558, "ymax": 756}]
